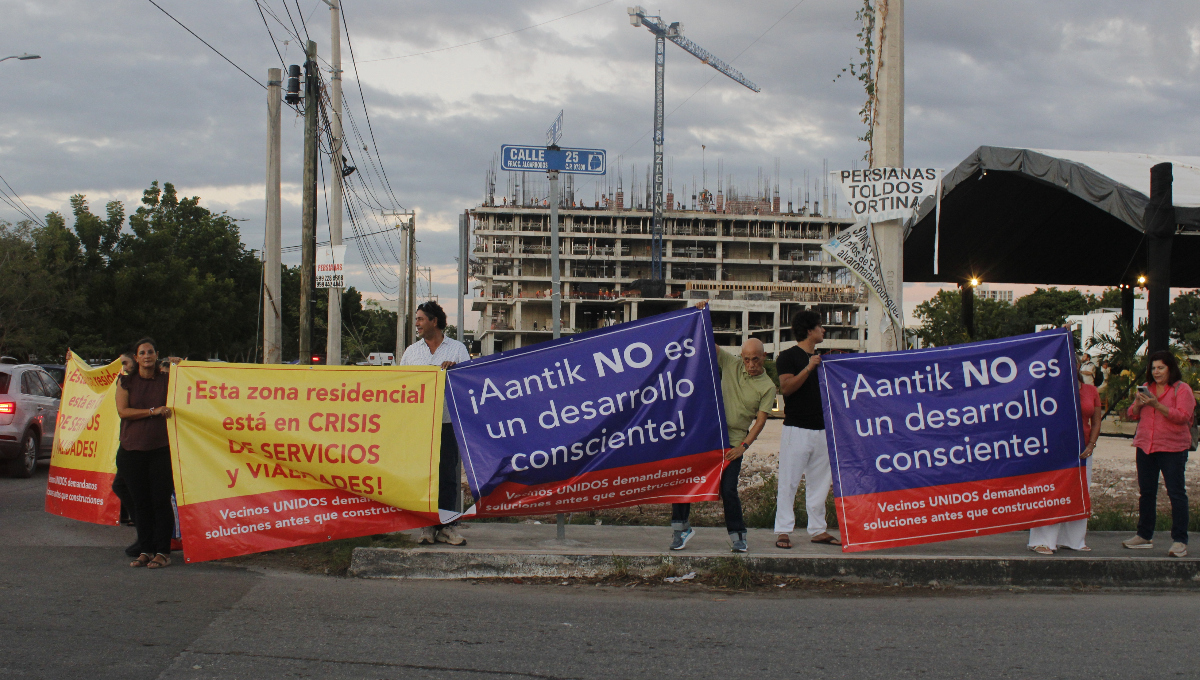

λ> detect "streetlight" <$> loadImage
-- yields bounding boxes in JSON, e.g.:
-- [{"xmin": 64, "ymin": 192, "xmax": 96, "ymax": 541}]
[{"xmin": 0, "ymin": 53, "xmax": 40, "ymax": 63}]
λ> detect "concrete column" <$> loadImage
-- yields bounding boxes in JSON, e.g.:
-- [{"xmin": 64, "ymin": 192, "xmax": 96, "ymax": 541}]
[
  {"xmin": 741, "ymin": 310, "xmax": 750, "ymax": 345},
  {"xmin": 514, "ymin": 301, "xmax": 523, "ymax": 332},
  {"xmin": 772, "ymin": 307, "xmax": 781, "ymax": 359},
  {"xmin": 867, "ymin": 0, "xmax": 904, "ymax": 352},
  {"xmin": 569, "ymin": 301, "xmax": 576, "ymax": 332},
  {"xmin": 483, "ymin": 303, "xmax": 494, "ymax": 356},
  {"xmin": 631, "ymin": 301, "xmax": 639, "ymax": 321}
]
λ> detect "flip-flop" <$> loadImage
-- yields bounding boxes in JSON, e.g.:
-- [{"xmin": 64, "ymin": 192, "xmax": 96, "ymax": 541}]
[
  {"xmin": 811, "ymin": 533, "xmax": 841, "ymax": 545},
  {"xmin": 775, "ymin": 535, "xmax": 792, "ymax": 549}
]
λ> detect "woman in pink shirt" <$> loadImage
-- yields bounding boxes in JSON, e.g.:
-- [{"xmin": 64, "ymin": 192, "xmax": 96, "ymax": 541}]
[{"xmin": 1123, "ymin": 351, "xmax": 1194, "ymax": 558}]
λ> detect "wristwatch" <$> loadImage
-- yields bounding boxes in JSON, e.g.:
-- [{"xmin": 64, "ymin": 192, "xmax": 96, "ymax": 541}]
[{"xmin": 740, "ymin": 440, "xmax": 752, "ymax": 449}]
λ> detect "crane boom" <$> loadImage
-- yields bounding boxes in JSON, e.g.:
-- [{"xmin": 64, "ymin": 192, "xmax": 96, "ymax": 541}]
[
  {"xmin": 627, "ymin": 5, "xmax": 761, "ymax": 282},
  {"xmin": 666, "ymin": 34, "xmax": 760, "ymax": 92}
]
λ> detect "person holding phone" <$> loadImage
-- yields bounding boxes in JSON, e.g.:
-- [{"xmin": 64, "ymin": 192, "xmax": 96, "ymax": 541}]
[{"xmin": 1123, "ymin": 351, "xmax": 1194, "ymax": 557}]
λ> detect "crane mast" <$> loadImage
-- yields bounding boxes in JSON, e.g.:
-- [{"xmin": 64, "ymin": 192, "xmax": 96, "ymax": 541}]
[{"xmin": 627, "ymin": 6, "xmax": 760, "ymax": 282}]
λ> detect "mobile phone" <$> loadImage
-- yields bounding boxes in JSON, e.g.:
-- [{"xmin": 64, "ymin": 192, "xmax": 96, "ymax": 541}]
[{"xmin": 1137, "ymin": 385, "xmax": 1150, "ymax": 395}]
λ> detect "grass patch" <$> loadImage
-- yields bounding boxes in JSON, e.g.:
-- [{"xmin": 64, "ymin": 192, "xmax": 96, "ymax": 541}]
[
  {"xmin": 609, "ymin": 554, "xmax": 633, "ymax": 580},
  {"xmin": 1088, "ymin": 504, "xmax": 1200, "ymax": 532},
  {"xmin": 653, "ymin": 556, "xmax": 681, "ymax": 579},
  {"xmin": 708, "ymin": 556, "xmax": 755, "ymax": 589},
  {"xmin": 741, "ymin": 474, "xmax": 839, "ymax": 530}
]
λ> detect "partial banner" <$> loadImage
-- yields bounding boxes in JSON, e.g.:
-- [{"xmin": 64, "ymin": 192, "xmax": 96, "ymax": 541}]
[
  {"xmin": 447, "ymin": 307, "xmax": 727, "ymax": 517},
  {"xmin": 166, "ymin": 363, "xmax": 444, "ymax": 562},
  {"xmin": 831, "ymin": 167, "xmax": 942, "ymax": 224},
  {"xmin": 44, "ymin": 353, "xmax": 122, "ymax": 525},
  {"xmin": 819, "ymin": 328, "xmax": 1089, "ymax": 552},
  {"xmin": 822, "ymin": 221, "xmax": 903, "ymax": 329}
]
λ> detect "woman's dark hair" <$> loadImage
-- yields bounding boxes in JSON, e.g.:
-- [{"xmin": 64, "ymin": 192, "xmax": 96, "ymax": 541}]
[
  {"xmin": 1146, "ymin": 350, "xmax": 1182, "ymax": 385},
  {"xmin": 417, "ymin": 301, "xmax": 447, "ymax": 330},
  {"xmin": 133, "ymin": 337, "xmax": 158, "ymax": 355},
  {"xmin": 791, "ymin": 310, "xmax": 823, "ymax": 342}
]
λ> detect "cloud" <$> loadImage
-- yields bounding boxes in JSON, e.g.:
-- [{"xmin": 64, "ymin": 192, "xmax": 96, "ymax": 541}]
[{"xmin": 3, "ymin": 0, "xmax": 1200, "ymax": 331}]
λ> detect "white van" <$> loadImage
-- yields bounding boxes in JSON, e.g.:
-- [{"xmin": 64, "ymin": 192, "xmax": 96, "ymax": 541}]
[{"xmin": 366, "ymin": 352, "xmax": 395, "ymax": 366}]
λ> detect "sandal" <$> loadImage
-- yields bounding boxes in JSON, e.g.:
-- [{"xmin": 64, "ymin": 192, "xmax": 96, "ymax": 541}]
[
  {"xmin": 1029, "ymin": 545, "xmax": 1055, "ymax": 555},
  {"xmin": 130, "ymin": 553, "xmax": 152, "ymax": 568},
  {"xmin": 147, "ymin": 554, "xmax": 171, "ymax": 569},
  {"xmin": 810, "ymin": 532, "xmax": 841, "ymax": 545},
  {"xmin": 776, "ymin": 534, "xmax": 792, "ymax": 549}
]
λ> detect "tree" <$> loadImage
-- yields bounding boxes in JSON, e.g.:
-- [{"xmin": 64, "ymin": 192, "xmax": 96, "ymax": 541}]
[
  {"xmin": 1169, "ymin": 290, "xmax": 1200, "ymax": 352},
  {"xmin": 0, "ymin": 220, "xmax": 70, "ymax": 359},
  {"xmin": 1011, "ymin": 287, "xmax": 1091, "ymax": 330},
  {"xmin": 912, "ymin": 289, "xmax": 1022, "ymax": 347}
]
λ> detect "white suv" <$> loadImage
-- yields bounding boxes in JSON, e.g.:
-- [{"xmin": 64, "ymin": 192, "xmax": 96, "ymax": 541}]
[{"xmin": 0, "ymin": 364, "xmax": 62, "ymax": 478}]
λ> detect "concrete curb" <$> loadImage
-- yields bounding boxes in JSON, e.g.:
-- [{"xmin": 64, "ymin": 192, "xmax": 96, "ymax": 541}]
[{"xmin": 349, "ymin": 548, "xmax": 1200, "ymax": 588}]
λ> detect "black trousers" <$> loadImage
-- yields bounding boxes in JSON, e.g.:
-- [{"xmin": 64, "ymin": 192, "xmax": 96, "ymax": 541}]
[
  {"xmin": 438, "ymin": 423, "xmax": 461, "ymax": 523},
  {"xmin": 1136, "ymin": 449, "xmax": 1189, "ymax": 544},
  {"xmin": 112, "ymin": 446, "xmax": 136, "ymax": 526},
  {"xmin": 672, "ymin": 456, "xmax": 745, "ymax": 534},
  {"xmin": 117, "ymin": 446, "xmax": 175, "ymax": 555}
]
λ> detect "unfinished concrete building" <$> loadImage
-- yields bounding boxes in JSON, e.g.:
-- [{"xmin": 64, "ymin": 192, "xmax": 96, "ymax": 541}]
[{"xmin": 470, "ymin": 174, "xmax": 867, "ymax": 357}]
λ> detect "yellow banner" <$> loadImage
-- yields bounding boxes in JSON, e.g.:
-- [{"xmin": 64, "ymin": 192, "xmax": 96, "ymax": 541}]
[
  {"xmin": 166, "ymin": 362, "xmax": 444, "ymax": 562},
  {"xmin": 44, "ymin": 353, "xmax": 123, "ymax": 524}
]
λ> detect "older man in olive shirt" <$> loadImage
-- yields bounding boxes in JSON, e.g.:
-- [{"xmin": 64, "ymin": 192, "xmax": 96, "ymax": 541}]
[{"xmin": 670, "ymin": 301, "xmax": 777, "ymax": 553}]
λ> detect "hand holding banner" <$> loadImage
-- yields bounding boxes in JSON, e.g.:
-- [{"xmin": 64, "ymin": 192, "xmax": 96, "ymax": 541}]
[
  {"xmin": 167, "ymin": 363, "xmax": 444, "ymax": 562},
  {"xmin": 820, "ymin": 328, "xmax": 1089, "ymax": 551},
  {"xmin": 446, "ymin": 307, "xmax": 728, "ymax": 516}
]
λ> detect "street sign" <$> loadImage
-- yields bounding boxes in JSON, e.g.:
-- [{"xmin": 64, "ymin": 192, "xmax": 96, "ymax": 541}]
[
  {"xmin": 546, "ymin": 110, "xmax": 562, "ymax": 147},
  {"xmin": 316, "ymin": 244, "xmax": 346, "ymax": 289},
  {"xmin": 500, "ymin": 144, "xmax": 606, "ymax": 175}
]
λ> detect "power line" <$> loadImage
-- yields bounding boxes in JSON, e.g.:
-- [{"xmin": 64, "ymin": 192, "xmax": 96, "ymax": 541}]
[
  {"xmin": 144, "ymin": 0, "xmax": 265, "ymax": 90},
  {"xmin": 357, "ymin": 0, "xmax": 617, "ymax": 63},
  {"xmin": 0, "ymin": 173, "xmax": 45, "ymax": 227},
  {"xmin": 340, "ymin": 3, "xmax": 404, "ymax": 211}
]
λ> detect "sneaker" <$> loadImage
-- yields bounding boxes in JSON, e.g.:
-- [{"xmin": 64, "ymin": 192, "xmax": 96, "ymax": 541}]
[
  {"xmin": 417, "ymin": 526, "xmax": 437, "ymax": 545},
  {"xmin": 1122, "ymin": 535, "xmax": 1153, "ymax": 549},
  {"xmin": 670, "ymin": 527, "xmax": 695, "ymax": 551},
  {"xmin": 1168, "ymin": 542, "xmax": 1188, "ymax": 558},
  {"xmin": 435, "ymin": 525, "xmax": 466, "ymax": 546},
  {"xmin": 730, "ymin": 531, "xmax": 748, "ymax": 553}
]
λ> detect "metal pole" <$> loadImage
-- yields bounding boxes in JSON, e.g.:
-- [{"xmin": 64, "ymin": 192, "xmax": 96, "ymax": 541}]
[
  {"xmin": 407, "ymin": 216, "xmax": 417, "ymax": 348},
  {"xmin": 549, "ymin": 170, "xmax": 566, "ymax": 540},
  {"xmin": 396, "ymin": 220, "xmax": 409, "ymax": 357},
  {"xmin": 458, "ymin": 212, "xmax": 467, "ymax": 343},
  {"xmin": 264, "ymin": 68, "xmax": 283, "ymax": 364},
  {"xmin": 299, "ymin": 40, "xmax": 318, "ymax": 366},
  {"xmin": 326, "ymin": 0, "xmax": 344, "ymax": 366},
  {"xmin": 651, "ymin": 33, "xmax": 665, "ymax": 281}
]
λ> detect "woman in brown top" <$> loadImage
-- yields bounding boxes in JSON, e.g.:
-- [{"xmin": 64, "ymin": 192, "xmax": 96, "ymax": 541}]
[{"xmin": 116, "ymin": 338, "xmax": 175, "ymax": 569}]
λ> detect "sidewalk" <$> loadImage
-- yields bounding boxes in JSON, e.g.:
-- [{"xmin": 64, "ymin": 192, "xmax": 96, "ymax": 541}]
[{"xmin": 350, "ymin": 524, "xmax": 1200, "ymax": 588}]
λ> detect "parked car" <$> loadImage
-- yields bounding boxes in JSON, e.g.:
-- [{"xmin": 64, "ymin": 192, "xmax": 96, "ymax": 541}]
[
  {"xmin": 0, "ymin": 364, "xmax": 62, "ymax": 477},
  {"xmin": 36, "ymin": 364, "xmax": 66, "ymax": 388}
]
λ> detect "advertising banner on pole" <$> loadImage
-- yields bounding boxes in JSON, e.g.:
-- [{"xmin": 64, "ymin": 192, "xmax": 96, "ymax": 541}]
[
  {"xmin": 822, "ymin": 221, "xmax": 903, "ymax": 329},
  {"xmin": 819, "ymin": 328, "xmax": 1089, "ymax": 552},
  {"xmin": 44, "ymin": 353, "xmax": 122, "ymax": 525},
  {"xmin": 446, "ymin": 307, "xmax": 727, "ymax": 517},
  {"xmin": 830, "ymin": 167, "xmax": 942, "ymax": 224},
  {"xmin": 316, "ymin": 245, "xmax": 347, "ymax": 289},
  {"xmin": 166, "ymin": 363, "xmax": 443, "ymax": 562}
]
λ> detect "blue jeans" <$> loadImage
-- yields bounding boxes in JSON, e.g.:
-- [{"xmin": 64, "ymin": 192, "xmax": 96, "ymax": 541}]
[
  {"xmin": 672, "ymin": 456, "xmax": 744, "ymax": 534},
  {"xmin": 1136, "ymin": 449, "xmax": 1189, "ymax": 544}
]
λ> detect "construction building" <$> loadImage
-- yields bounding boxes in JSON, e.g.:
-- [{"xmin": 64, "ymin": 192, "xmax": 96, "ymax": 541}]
[{"xmin": 470, "ymin": 174, "xmax": 868, "ymax": 357}]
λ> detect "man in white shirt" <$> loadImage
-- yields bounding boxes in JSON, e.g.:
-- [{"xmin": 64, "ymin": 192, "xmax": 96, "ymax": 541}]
[{"xmin": 400, "ymin": 301, "xmax": 472, "ymax": 546}]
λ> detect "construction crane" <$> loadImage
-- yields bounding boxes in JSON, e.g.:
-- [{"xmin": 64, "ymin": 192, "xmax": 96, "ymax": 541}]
[{"xmin": 627, "ymin": 6, "xmax": 760, "ymax": 283}]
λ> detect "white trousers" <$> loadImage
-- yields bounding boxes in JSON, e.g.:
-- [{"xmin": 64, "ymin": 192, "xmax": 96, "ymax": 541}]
[
  {"xmin": 774, "ymin": 425, "xmax": 833, "ymax": 536},
  {"xmin": 1028, "ymin": 458, "xmax": 1092, "ymax": 550}
]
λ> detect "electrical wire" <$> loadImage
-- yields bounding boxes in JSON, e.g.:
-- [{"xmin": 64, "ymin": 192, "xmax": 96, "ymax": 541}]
[
  {"xmin": 357, "ymin": 0, "xmax": 616, "ymax": 64},
  {"xmin": 0, "ymin": 173, "xmax": 45, "ymax": 227},
  {"xmin": 340, "ymin": 3, "xmax": 404, "ymax": 210},
  {"xmin": 144, "ymin": 0, "xmax": 265, "ymax": 90}
]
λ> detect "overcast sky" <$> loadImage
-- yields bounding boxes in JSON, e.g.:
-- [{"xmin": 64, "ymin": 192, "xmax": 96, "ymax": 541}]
[{"xmin": 3, "ymin": 0, "xmax": 1199, "ymax": 328}]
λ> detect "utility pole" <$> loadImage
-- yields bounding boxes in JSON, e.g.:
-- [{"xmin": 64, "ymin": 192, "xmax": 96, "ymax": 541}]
[
  {"xmin": 299, "ymin": 39, "xmax": 319, "ymax": 365},
  {"xmin": 458, "ymin": 210, "xmax": 468, "ymax": 345},
  {"xmin": 263, "ymin": 67, "xmax": 283, "ymax": 364},
  {"xmin": 387, "ymin": 212, "xmax": 416, "ymax": 356},
  {"xmin": 407, "ymin": 218, "xmax": 417, "ymax": 346},
  {"xmin": 866, "ymin": 0, "xmax": 904, "ymax": 352},
  {"xmin": 325, "ymin": 0, "xmax": 344, "ymax": 365},
  {"xmin": 549, "ymin": 170, "xmax": 561, "ymax": 338}
]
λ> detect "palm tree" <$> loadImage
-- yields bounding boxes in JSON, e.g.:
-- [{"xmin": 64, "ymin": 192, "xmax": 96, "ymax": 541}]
[{"xmin": 1088, "ymin": 319, "xmax": 1145, "ymax": 418}]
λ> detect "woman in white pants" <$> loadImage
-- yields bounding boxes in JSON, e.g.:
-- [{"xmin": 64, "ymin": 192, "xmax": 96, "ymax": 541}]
[{"xmin": 1028, "ymin": 358, "xmax": 1100, "ymax": 554}]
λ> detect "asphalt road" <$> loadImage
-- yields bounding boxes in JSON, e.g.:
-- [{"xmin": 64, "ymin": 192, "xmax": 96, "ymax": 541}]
[{"xmin": 3, "ymin": 464, "xmax": 1199, "ymax": 680}]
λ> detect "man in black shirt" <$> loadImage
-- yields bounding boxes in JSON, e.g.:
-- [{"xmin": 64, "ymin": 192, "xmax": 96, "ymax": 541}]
[{"xmin": 773, "ymin": 310, "xmax": 839, "ymax": 548}]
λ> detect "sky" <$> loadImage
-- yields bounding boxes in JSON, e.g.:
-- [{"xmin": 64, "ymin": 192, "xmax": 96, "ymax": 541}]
[{"xmin": 3, "ymin": 0, "xmax": 1200, "ymax": 331}]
